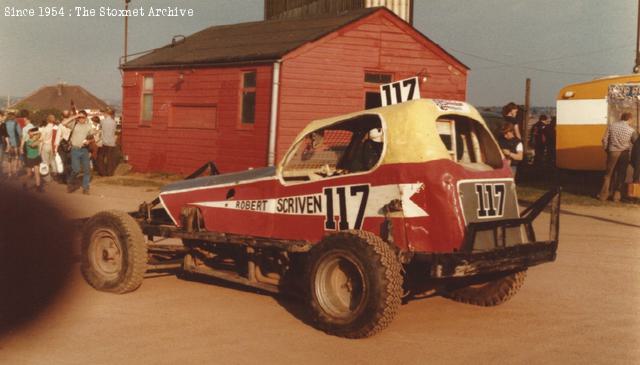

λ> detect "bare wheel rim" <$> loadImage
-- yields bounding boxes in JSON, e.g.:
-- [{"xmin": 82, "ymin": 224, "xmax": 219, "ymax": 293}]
[
  {"xmin": 315, "ymin": 252, "xmax": 366, "ymax": 319},
  {"xmin": 89, "ymin": 228, "xmax": 123, "ymax": 280}
]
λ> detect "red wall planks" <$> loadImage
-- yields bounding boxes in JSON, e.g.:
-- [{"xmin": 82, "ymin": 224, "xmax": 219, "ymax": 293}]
[
  {"xmin": 122, "ymin": 65, "xmax": 273, "ymax": 173},
  {"xmin": 276, "ymin": 11, "xmax": 467, "ymax": 161}
]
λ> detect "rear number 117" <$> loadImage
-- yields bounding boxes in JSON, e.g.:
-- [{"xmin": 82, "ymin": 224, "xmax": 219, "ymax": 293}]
[{"xmin": 475, "ymin": 183, "xmax": 506, "ymax": 218}]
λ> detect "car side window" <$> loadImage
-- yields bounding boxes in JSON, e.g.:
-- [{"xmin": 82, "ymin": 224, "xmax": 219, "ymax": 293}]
[
  {"xmin": 282, "ymin": 115, "xmax": 384, "ymax": 182},
  {"xmin": 437, "ymin": 116, "xmax": 503, "ymax": 170}
]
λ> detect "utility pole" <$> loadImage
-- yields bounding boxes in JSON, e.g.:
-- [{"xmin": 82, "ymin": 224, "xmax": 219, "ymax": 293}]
[
  {"xmin": 635, "ymin": 0, "xmax": 640, "ymax": 73},
  {"xmin": 124, "ymin": 0, "xmax": 131, "ymax": 63},
  {"xmin": 523, "ymin": 78, "xmax": 531, "ymax": 157}
]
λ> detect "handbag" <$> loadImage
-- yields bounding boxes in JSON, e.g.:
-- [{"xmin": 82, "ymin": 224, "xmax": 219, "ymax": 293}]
[
  {"xmin": 57, "ymin": 120, "xmax": 78, "ymax": 154},
  {"xmin": 58, "ymin": 139, "xmax": 71, "ymax": 153},
  {"xmin": 628, "ymin": 183, "xmax": 640, "ymax": 198},
  {"xmin": 39, "ymin": 162, "xmax": 50, "ymax": 176},
  {"xmin": 54, "ymin": 153, "xmax": 64, "ymax": 173}
]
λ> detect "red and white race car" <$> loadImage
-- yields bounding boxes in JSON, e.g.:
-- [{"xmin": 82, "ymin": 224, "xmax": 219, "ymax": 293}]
[{"xmin": 81, "ymin": 99, "xmax": 560, "ymax": 338}]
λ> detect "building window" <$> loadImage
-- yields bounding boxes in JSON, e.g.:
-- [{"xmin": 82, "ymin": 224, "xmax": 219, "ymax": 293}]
[
  {"xmin": 364, "ymin": 72, "xmax": 393, "ymax": 109},
  {"xmin": 241, "ymin": 71, "xmax": 257, "ymax": 125},
  {"xmin": 364, "ymin": 72, "xmax": 392, "ymax": 84},
  {"xmin": 141, "ymin": 75, "xmax": 154, "ymax": 123}
]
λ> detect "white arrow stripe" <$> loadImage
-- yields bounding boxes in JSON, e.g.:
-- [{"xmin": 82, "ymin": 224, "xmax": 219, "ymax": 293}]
[{"xmin": 192, "ymin": 183, "xmax": 428, "ymax": 218}]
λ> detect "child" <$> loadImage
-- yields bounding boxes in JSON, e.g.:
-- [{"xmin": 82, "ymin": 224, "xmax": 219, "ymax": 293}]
[{"xmin": 24, "ymin": 127, "xmax": 44, "ymax": 192}]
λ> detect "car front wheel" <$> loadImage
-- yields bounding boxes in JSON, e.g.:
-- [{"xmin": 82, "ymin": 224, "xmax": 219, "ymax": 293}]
[{"xmin": 307, "ymin": 230, "xmax": 402, "ymax": 338}]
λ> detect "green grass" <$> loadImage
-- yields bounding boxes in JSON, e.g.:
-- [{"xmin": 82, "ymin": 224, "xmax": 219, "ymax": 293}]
[{"xmin": 516, "ymin": 166, "xmax": 640, "ymax": 207}]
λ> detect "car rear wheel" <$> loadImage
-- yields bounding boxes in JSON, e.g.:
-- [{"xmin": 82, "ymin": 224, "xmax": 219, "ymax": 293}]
[
  {"xmin": 443, "ymin": 270, "xmax": 527, "ymax": 306},
  {"xmin": 81, "ymin": 210, "xmax": 147, "ymax": 294},
  {"xmin": 307, "ymin": 231, "xmax": 402, "ymax": 338}
]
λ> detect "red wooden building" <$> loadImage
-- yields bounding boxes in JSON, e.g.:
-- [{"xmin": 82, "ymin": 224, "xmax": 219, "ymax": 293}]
[{"xmin": 121, "ymin": 7, "xmax": 468, "ymax": 173}]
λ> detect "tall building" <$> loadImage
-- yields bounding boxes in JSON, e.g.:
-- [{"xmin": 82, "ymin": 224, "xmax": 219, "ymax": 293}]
[{"xmin": 265, "ymin": 0, "xmax": 413, "ymax": 24}]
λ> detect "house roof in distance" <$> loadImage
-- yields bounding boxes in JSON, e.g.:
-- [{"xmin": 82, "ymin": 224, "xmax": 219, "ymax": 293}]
[
  {"xmin": 122, "ymin": 7, "xmax": 466, "ymax": 70},
  {"xmin": 13, "ymin": 83, "xmax": 109, "ymax": 111}
]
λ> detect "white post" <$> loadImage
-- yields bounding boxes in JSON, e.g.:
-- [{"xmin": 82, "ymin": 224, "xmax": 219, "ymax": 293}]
[{"xmin": 268, "ymin": 61, "xmax": 281, "ymax": 167}]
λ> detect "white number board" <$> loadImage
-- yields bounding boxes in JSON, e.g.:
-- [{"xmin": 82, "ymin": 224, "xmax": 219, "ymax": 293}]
[{"xmin": 380, "ymin": 77, "xmax": 421, "ymax": 106}]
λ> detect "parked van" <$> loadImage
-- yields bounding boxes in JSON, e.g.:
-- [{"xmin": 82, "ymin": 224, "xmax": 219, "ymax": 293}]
[{"xmin": 556, "ymin": 74, "xmax": 640, "ymax": 171}]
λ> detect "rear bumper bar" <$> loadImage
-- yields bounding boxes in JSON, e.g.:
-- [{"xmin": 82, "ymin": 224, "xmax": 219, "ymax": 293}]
[{"xmin": 409, "ymin": 187, "xmax": 561, "ymax": 278}]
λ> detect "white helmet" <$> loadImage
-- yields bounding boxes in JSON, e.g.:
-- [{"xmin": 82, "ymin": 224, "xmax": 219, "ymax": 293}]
[{"xmin": 369, "ymin": 128, "xmax": 383, "ymax": 143}]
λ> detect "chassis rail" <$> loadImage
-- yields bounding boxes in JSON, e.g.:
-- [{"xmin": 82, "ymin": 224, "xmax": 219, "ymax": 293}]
[{"xmin": 138, "ymin": 222, "xmax": 312, "ymax": 253}]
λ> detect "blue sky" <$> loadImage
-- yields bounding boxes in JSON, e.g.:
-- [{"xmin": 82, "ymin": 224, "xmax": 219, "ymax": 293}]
[{"xmin": 0, "ymin": 0, "xmax": 635, "ymax": 106}]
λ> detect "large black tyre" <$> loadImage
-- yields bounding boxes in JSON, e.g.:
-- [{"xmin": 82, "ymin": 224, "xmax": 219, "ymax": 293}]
[
  {"xmin": 307, "ymin": 230, "xmax": 403, "ymax": 338},
  {"xmin": 81, "ymin": 210, "xmax": 147, "ymax": 294},
  {"xmin": 443, "ymin": 270, "xmax": 527, "ymax": 306}
]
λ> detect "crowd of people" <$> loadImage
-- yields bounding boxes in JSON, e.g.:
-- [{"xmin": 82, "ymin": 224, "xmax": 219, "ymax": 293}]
[
  {"xmin": 497, "ymin": 102, "xmax": 556, "ymax": 178},
  {"xmin": 0, "ymin": 108, "xmax": 119, "ymax": 195},
  {"xmin": 498, "ymin": 101, "xmax": 640, "ymax": 202}
]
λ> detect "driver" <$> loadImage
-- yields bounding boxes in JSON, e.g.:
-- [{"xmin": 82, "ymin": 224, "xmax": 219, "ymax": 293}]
[{"xmin": 361, "ymin": 128, "xmax": 383, "ymax": 171}]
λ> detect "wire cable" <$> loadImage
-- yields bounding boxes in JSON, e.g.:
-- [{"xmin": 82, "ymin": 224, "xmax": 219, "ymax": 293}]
[{"xmin": 449, "ymin": 45, "xmax": 634, "ymax": 76}]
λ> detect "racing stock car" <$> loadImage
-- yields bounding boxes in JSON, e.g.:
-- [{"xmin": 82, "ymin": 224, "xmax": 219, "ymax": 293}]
[{"xmin": 81, "ymin": 99, "xmax": 560, "ymax": 338}]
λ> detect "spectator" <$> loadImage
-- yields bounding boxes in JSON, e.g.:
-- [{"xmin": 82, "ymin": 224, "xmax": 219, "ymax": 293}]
[
  {"xmin": 16, "ymin": 109, "xmax": 29, "ymax": 129},
  {"xmin": 501, "ymin": 102, "xmax": 522, "ymax": 140},
  {"xmin": 497, "ymin": 123, "xmax": 523, "ymax": 177},
  {"xmin": 530, "ymin": 114, "xmax": 554, "ymax": 167},
  {"xmin": 598, "ymin": 112, "xmax": 638, "ymax": 202},
  {"xmin": 98, "ymin": 108, "xmax": 118, "ymax": 176},
  {"xmin": 61, "ymin": 111, "xmax": 95, "ymax": 194},
  {"xmin": 4, "ymin": 112, "xmax": 22, "ymax": 178},
  {"xmin": 57, "ymin": 110, "xmax": 73, "ymax": 183},
  {"xmin": 88, "ymin": 116, "xmax": 102, "ymax": 171},
  {"xmin": 0, "ymin": 110, "xmax": 6, "ymax": 178},
  {"xmin": 39, "ymin": 114, "xmax": 62, "ymax": 181},
  {"xmin": 549, "ymin": 116, "xmax": 557, "ymax": 165},
  {"xmin": 19, "ymin": 114, "xmax": 35, "ymax": 176},
  {"xmin": 631, "ymin": 137, "xmax": 640, "ymax": 183},
  {"xmin": 23, "ymin": 127, "xmax": 44, "ymax": 192},
  {"xmin": 20, "ymin": 113, "xmax": 35, "ymax": 156}
]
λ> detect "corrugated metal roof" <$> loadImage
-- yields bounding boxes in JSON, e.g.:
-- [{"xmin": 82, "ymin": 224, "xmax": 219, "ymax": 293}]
[{"xmin": 122, "ymin": 7, "xmax": 379, "ymax": 69}]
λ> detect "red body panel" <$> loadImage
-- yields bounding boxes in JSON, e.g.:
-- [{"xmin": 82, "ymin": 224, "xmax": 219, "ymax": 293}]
[{"xmin": 159, "ymin": 160, "xmax": 512, "ymax": 253}]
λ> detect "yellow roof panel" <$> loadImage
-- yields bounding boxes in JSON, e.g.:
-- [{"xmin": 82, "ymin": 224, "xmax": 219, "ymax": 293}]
[{"xmin": 284, "ymin": 99, "xmax": 488, "ymax": 166}]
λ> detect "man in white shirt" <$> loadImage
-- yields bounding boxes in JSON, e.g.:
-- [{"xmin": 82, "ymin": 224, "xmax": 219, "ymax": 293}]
[{"xmin": 61, "ymin": 111, "xmax": 95, "ymax": 194}]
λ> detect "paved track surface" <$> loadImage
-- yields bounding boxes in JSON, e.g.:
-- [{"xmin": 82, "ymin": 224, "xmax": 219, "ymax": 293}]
[{"xmin": 1, "ymin": 181, "xmax": 639, "ymax": 364}]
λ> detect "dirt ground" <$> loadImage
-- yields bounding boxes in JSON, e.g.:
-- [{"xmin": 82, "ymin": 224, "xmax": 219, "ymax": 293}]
[{"xmin": 0, "ymin": 179, "xmax": 639, "ymax": 364}]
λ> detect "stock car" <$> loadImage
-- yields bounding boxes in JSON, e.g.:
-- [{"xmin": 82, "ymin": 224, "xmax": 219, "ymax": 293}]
[{"xmin": 81, "ymin": 98, "xmax": 560, "ymax": 338}]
